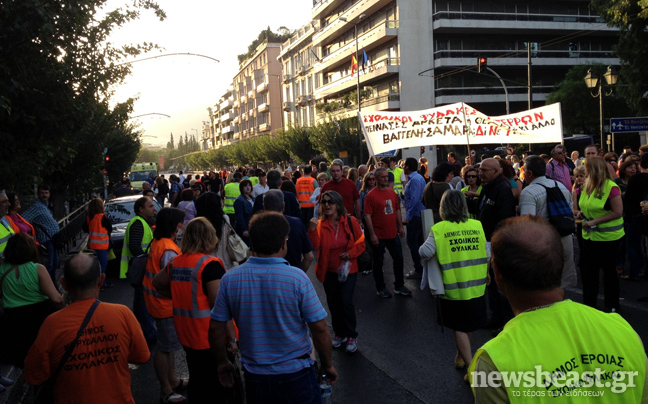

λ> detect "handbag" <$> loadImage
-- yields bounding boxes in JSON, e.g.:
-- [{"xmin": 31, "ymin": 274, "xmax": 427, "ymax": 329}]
[
  {"xmin": 225, "ymin": 222, "xmax": 250, "ymax": 264},
  {"xmin": 34, "ymin": 300, "xmax": 100, "ymax": 404},
  {"xmin": 127, "ymin": 244, "xmax": 151, "ymax": 286},
  {"xmin": 346, "ymin": 216, "xmax": 371, "ymax": 268}
]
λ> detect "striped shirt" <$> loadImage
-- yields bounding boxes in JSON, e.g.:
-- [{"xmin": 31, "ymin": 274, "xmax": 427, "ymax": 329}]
[
  {"xmin": 546, "ymin": 160, "xmax": 572, "ymax": 191},
  {"xmin": 519, "ymin": 176, "xmax": 573, "ymax": 220},
  {"xmin": 211, "ymin": 256, "xmax": 327, "ymax": 375}
]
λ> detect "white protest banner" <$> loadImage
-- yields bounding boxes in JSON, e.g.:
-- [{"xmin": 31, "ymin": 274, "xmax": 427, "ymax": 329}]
[{"xmin": 359, "ymin": 102, "xmax": 563, "ymax": 156}]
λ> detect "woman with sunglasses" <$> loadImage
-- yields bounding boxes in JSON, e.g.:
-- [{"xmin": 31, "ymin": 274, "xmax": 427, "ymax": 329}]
[
  {"xmin": 460, "ymin": 166, "xmax": 481, "ymax": 219},
  {"xmin": 359, "ymin": 172, "xmax": 377, "ymax": 219},
  {"xmin": 308, "ymin": 191, "xmax": 366, "ymax": 354}
]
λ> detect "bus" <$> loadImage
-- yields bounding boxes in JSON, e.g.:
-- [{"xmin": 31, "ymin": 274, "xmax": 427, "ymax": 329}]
[{"xmin": 130, "ymin": 162, "xmax": 158, "ymax": 191}]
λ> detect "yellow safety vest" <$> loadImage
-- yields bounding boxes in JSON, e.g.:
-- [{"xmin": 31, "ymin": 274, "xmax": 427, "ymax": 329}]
[
  {"xmin": 431, "ymin": 219, "xmax": 488, "ymax": 300},
  {"xmin": 469, "ymin": 300, "xmax": 646, "ymax": 403},
  {"xmin": 461, "ymin": 185, "xmax": 482, "ymax": 219},
  {"xmin": 223, "ymin": 182, "xmax": 240, "ymax": 214},
  {"xmin": 579, "ymin": 179, "xmax": 624, "ymax": 241},
  {"xmin": 0, "ymin": 219, "xmax": 15, "ymax": 259},
  {"xmin": 392, "ymin": 167, "xmax": 404, "ymax": 194},
  {"xmin": 120, "ymin": 216, "xmax": 153, "ymax": 279},
  {"xmin": 250, "ymin": 176, "xmax": 259, "ymax": 186}
]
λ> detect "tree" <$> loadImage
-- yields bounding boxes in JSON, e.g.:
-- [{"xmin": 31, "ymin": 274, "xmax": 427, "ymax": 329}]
[
  {"xmin": 167, "ymin": 133, "xmax": 175, "ymax": 149},
  {"xmin": 237, "ymin": 27, "xmax": 293, "ymax": 64},
  {"xmin": 310, "ymin": 118, "xmax": 368, "ymax": 164},
  {"xmin": 136, "ymin": 148, "xmax": 159, "ymax": 163},
  {"xmin": 278, "ymin": 126, "xmax": 319, "ymax": 163},
  {"xmin": 591, "ymin": 0, "xmax": 648, "ymax": 114},
  {"xmin": 546, "ymin": 65, "xmax": 630, "ymax": 136},
  {"xmin": 0, "ymin": 0, "xmax": 165, "ymax": 201}
]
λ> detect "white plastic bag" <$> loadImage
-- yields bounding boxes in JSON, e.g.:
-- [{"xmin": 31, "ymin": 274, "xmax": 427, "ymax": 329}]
[{"xmin": 338, "ymin": 260, "xmax": 350, "ymax": 282}]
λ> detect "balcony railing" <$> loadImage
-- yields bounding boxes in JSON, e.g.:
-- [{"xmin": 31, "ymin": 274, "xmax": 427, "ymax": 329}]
[
  {"xmin": 257, "ymin": 81, "xmax": 268, "ymax": 93},
  {"xmin": 258, "ymin": 103, "xmax": 269, "ymax": 113},
  {"xmin": 433, "ymin": 50, "xmax": 615, "ymax": 59},
  {"xmin": 432, "ymin": 11, "xmax": 606, "ymax": 24},
  {"xmin": 317, "ymin": 57, "xmax": 400, "ymax": 92},
  {"xmin": 316, "ymin": 94, "xmax": 400, "ymax": 119},
  {"xmin": 434, "ymin": 85, "xmax": 554, "ymax": 97}
]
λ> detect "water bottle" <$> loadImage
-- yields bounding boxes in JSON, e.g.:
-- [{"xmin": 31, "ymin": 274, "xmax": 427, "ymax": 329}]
[{"xmin": 320, "ymin": 374, "xmax": 333, "ymax": 404}]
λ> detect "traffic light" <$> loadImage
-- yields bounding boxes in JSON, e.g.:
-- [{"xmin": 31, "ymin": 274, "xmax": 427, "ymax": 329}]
[
  {"xmin": 105, "ymin": 156, "xmax": 110, "ymax": 162},
  {"xmin": 478, "ymin": 57, "xmax": 487, "ymax": 73}
]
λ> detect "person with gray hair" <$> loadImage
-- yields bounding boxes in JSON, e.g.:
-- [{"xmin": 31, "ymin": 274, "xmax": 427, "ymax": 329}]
[
  {"xmin": 253, "ymin": 169, "xmax": 301, "ymax": 218},
  {"xmin": 419, "ymin": 189, "xmax": 488, "ymax": 381},
  {"xmin": 263, "ymin": 190, "xmax": 314, "ymax": 271},
  {"xmin": 546, "ymin": 144, "xmax": 573, "ymax": 190},
  {"xmin": 364, "ymin": 167, "xmax": 410, "ymax": 298},
  {"xmin": 520, "ymin": 155, "xmax": 577, "ymax": 288}
]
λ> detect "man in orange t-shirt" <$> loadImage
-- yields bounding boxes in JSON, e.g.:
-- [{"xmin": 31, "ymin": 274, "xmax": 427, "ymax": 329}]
[{"xmin": 24, "ymin": 253, "xmax": 150, "ymax": 404}]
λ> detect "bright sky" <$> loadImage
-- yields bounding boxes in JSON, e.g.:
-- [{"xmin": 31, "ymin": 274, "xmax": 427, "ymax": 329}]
[{"xmin": 107, "ymin": 0, "xmax": 312, "ymax": 147}]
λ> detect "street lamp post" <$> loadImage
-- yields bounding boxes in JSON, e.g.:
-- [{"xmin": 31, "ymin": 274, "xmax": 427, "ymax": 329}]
[
  {"xmin": 340, "ymin": 14, "xmax": 367, "ymax": 165},
  {"xmin": 584, "ymin": 66, "xmax": 618, "ymax": 152}
]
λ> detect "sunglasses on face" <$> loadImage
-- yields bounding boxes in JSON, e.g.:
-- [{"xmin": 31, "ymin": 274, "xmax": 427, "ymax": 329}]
[{"xmin": 321, "ymin": 199, "xmax": 334, "ymax": 205}]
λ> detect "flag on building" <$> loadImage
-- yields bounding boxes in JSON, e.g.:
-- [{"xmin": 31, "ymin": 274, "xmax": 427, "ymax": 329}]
[
  {"xmin": 351, "ymin": 54, "xmax": 357, "ymax": 77},
  {"xmin": 362, "ymin": 49, "xmax": 369, "ymax": 72}
]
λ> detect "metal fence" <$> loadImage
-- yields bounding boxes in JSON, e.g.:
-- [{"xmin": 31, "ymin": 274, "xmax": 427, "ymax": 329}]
[{"xmin": 55, "ymin": 201, "xmax": 89, "ymax": 254}]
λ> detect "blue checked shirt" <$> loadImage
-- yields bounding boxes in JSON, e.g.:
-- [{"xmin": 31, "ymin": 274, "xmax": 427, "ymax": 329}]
[
  {"xmin": 22, "ymin": 200, "xmax": 59, "ymax": 243},
  {"xmin": 404, "ymin": 171, "xmax": 426, "ymax": 221}
]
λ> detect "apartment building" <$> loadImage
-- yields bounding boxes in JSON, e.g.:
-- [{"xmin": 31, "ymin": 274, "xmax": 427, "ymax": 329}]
[
  {"xmin": 278, "ymin": 22, "xmax": 319, "ymax": 128},
  {"xmin": 298, "ymin": 0, "xmax": 618, "ymax": 162},
  {"xmin": 208, "ymin": 41, "xmax": 285, "ymax": 150}
]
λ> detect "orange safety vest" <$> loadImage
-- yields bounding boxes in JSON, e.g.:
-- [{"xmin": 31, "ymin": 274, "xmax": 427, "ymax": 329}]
[
  {"xmin": 6, "ymin": 214, "xmax": 36, "ymax": 238},
  {"xmin": 168, "ymin": 253, "xmax": 223, "ymax": 349},
  {"xmin": 87, "ymin": 213, "xmax": 109, "ymax": 250},
  {"xmin": 296, "ymin": 176, "xmax": 315, "ymax": 208},
  {"xmin": 143, "ymin": 238, "xmax": 180, "ymax": 319}
]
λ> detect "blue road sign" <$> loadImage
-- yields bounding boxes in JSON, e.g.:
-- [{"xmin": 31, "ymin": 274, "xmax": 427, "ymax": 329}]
[
  {"xmin": 376, "ymin": 149, "xmax": 398, "ymax": 157},
  {"xmin": 610, "ymin": 117, "xmax": 648, "ymax": 133}
]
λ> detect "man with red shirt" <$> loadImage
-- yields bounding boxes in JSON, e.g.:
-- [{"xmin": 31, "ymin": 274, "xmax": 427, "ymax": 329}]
[
  {"xmin": 364, "ymin": 167, "xmax": 411, "ymax": 298},
  {"xmin": 320, "ymin": 162, "xmax": 361, "ymax": 222}
]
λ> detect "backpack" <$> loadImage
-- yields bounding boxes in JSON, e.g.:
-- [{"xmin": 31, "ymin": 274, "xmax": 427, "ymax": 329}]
[{"xmin": 537, "ymin": 180, "xmax": 575, "ymax": 236}]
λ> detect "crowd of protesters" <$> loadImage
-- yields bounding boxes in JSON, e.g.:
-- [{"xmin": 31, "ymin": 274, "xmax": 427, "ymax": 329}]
[{"xmin": 2, "ymin": 142, "xmax": 648, "ymax": 402}]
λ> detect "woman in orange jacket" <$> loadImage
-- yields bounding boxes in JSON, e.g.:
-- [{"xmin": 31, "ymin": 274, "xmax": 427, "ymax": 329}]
[
  {"xmin": 82, "ymin": 198, "xmax": 112, "ymax": 287},
  {"xmin": 308, "ymin": 190, "xmax": 366, "ymax": 354}
]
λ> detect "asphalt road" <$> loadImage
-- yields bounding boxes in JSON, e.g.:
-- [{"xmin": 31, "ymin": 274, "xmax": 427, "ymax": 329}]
[{"xmin": 96, "ymin": 232, "xmax": 648, "ymax": 404}]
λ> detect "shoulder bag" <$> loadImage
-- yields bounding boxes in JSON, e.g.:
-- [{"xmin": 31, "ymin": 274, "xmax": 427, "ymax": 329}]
[
  {"xmin": 127, "ymin": 243, "xmax": 151, "ymax": 287},
  {"xmin": 224, "ymin": 222, "xmax": 250, "ymax": 264},
  {"xmin": 346, "ymin": 216, "xmax": 371, "ymax": 269},
  {"xmin": 34, "ymin": 300, "xmax": 100, "ymax": 404}
]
